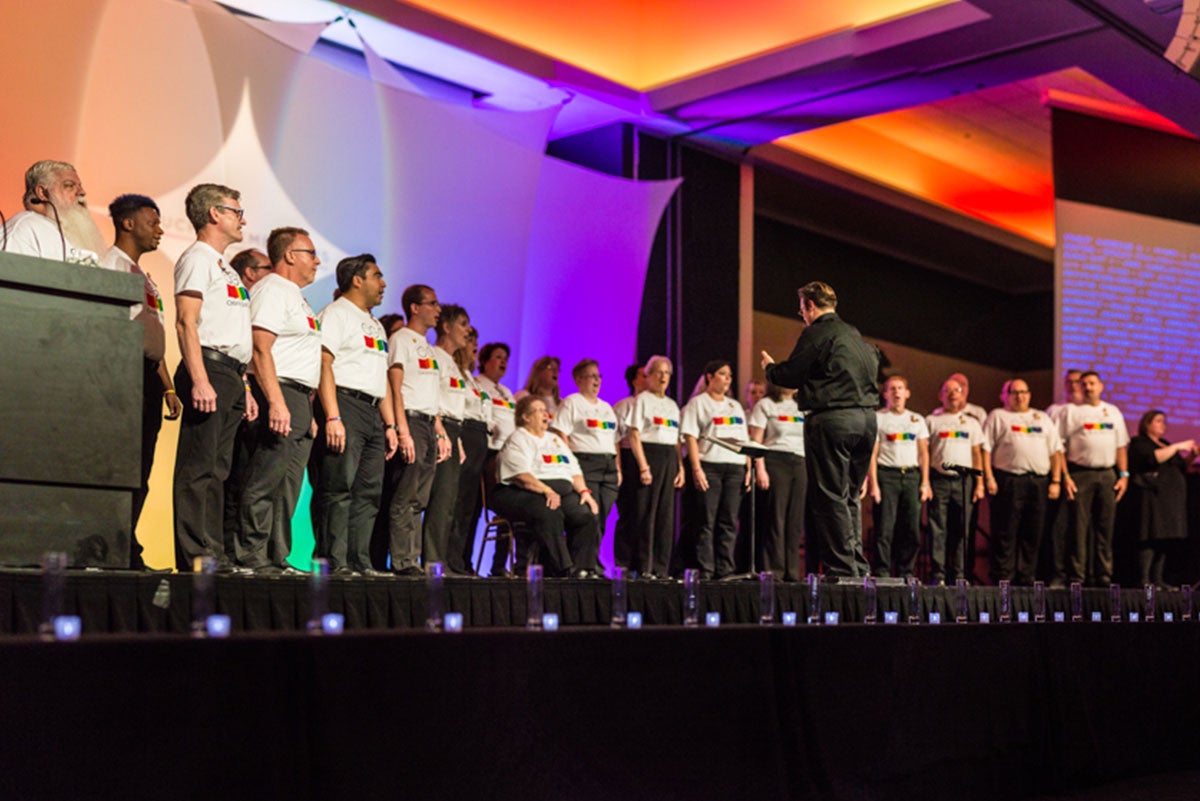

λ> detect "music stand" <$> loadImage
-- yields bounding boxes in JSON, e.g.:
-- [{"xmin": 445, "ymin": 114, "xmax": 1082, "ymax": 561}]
[{"xmin": 704, "ymin": 435, "xmax": 772, "ymax": 582}]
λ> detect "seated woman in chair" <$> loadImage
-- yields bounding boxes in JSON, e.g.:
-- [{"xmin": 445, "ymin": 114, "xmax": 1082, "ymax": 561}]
[{"xmin": 491, "ymin": 395, "xmax": 601, "ymax": 578}]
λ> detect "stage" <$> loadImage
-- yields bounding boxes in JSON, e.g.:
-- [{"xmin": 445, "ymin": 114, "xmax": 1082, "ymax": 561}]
[
  {"xmin": 2, "ymin": 601, "xmax": 1199, "ymax": 800},
  {"xmin": 0, "ymin": 568, "xmax": 1192, "ymax": 634}
]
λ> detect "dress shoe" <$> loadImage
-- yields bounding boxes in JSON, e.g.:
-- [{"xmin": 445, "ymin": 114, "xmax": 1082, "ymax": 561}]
[
  {"xmin": 360, "ymin": 568, "xmax": 393, "ymax": 578},
  {"xmin": 394, "ymin": 565, "xmax": 425, "ymax": 578},
  {"xmin": 332, "ymin": 566, "xmax": 359, "ymax": 577},
  {"xmin": 490, "ymin": 569, "xmax": 515, "ymax": 579}
]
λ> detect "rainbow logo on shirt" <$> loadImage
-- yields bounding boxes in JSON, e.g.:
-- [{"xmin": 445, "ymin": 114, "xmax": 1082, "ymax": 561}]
[
  {"xmin": 492, "ymin": 397, "xmax": 514, "ymax": 410},
  {"xmin": 146, "ymin": 290, "xmax": 163, "ymax": 312},
  {"xmin": 449, "ymin": 377, "xmax": 465, "ymax": 389},
  {"xmin": 938, "ymin": 431, "xmax": 969, "ymax": 439},
  {"xmin": 542, "ymin": 454, "xmax": 570, "ymax": 464},
  {"xmin": 1011, "ymin": 426, "xmax": 1043, "ymax": 434},
  {"xmin": 777, "ymin": 415, "xmax": 804, "ymax": 423},
  {"xmin": 226, "ymin": 284, "xmax": 249, "ymax": 301},
  {"xmin": 586, "ymin": 419, "xmax": 616, "ymax": 430},
  {"xmin": 886, "ymin": 433, "xmax": 916, "ymax": 441},
  {"xmin": 653, "ymin": 417, "xmax": 679, "ymax": 428},
  {"xmin": 713, "ymin": 416, "xmax": 745, "ymax": 425},
  {"xmin": 306, "ymin": 316, "xmax": 320, "ymax": 331},
  {"xmin": 363, "ymin": 336, "xmax": 388, "ymax": 352},
  {"xmin": 418, "ymin": 358, "xmax": 439, "ymax": 370},
  {"xmin": 1083, "ymin": 422, "xmax": 1114, "ymax": 430}
]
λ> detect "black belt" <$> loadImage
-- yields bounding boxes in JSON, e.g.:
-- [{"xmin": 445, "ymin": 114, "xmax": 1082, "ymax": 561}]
[
  {"xmin": 879, "ymin": 465, "xmax": 919, "ymax": 474},
  {"xmin": 1068, "ymin": 463, "xmax": 1113, "ymax": 473},
  {"xmin": 201, "ymin": 346, "xmax": 247, "ymax": 375},
  {"xmin": 337, "ymin": 387, "xmax": 382, "ymax": 407},
  {"xmin": 407, "ymin": 409, "xmax": 436, "ymax": 421},
  {"xmin": 278, "ymin": 377, "xmax": 315, "ymax": 394}
]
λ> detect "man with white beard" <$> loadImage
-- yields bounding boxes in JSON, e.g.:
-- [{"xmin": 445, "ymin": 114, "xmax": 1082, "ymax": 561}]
[{"xmin": 5, "ymin": 160, "xmax": 105, "ymax": 265}]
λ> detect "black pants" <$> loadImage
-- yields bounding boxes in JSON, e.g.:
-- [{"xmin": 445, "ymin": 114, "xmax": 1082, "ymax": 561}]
[
  {"xmin": 311, "ymin": 391, "xmax": 385, "ymax": 572},
  {"xmin": 928, "ymin": 472, "xmax": 972, "ymax": 583},
  {"xmin": 991, "ymin": 470, "xmax": 1048, "ymax": 584},
  {"xmin": 613, "ymin": 448, "xmax": 640, "ymax": 569},
  {"xmin": 683, "ymin": 462, "xmax": 744, "ymax": 578},
  {"xmin": 575, "ymin": 452, "xmax": 619, "ymax": 572},
  {"xmin": 805, "ymin": 408, "xmax": 875, "ymax": 578},
  {"xmin": 481, "ymin": 449, "xmax": 512, "ymax": 576},
  {"xmin": 1068, "ymin": 466, "xmax": 1116, "ymax": 585},
  {"xmin": 873, "ymin": 466, "xmax": 922, "ymax": 578},
  {"xmin": 374, "ymin": 413, "xmax": 436, "ymax": 570},
  {"xmin": 450, "ymin": 420, "xmax": 489, "ymax": 573},
  {"xmin": 130, "ymin": 358, "xmax": 163, "ymax": 568},
  {"xmin": 423, "ymin": 418, "xmax": 462, "ymax": 568},
  {"xmin": 630, "ymin": 443, "xmax": 678, "ymax": 576},
  {"xmin": 173, "ymin": 356, "xmax": 245, "ymax": 572},
  {"xmin": 760, "ymin": 452, "xmax": 807, "ymax": 581},
  {"xmin": 491, "ymin": 479, "xmax": 597, "ymax": 576},
  {"xmin": 237, "ymin": 382, "xmax": 314, "ymax": 569}
]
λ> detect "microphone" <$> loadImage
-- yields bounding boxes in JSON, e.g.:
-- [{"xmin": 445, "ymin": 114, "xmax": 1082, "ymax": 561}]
[{"xmin": 943, "ymin": 462, "xmax": 983, "ymax": 477}]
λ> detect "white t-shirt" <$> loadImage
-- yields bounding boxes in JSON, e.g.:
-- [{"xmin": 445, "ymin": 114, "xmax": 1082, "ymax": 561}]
[
  {"xmin": 613, "ymin": 395, "xmax": 637, "ymax": 450},
  {"xmin": 100, "ymin": 246, "xmax": 166, "ymax": 362},
  {"xmin": 748, "ymin": 396, "xmax": 805, "ymax": 456},
  {"xmin": 555, "ymin": 393, "xmax": 619, "ymax": 455},
  {"xmin": 174, "ymin": 240, "xmax": 252, "ymax": 364},
  {"xmin": 498, "ymin": 428, "xmax": 582, "ymax": 484},
  {"xmin": 478, "ymin": 375, "xmax": 515, "ymax": 449},
  {"xmin": 875, "ymin": 409, "xmax": 929, "ymax": 468},
  {"xmin": 925, "ymin": 410, "xmax": 984, "ymax": 476},
  {"xmin": 462, "ymin": 372, "xmax": 490, "ymax": 424},
  {"xmin": 316, "ymin": 297, "xmax": 388, "ymax": 399},
  {"xmin": 387, "ymin": 327, "xmax": 440, "ymax": 415},
  {"xmin": 1060, "ymin": 401, "xmax": 1130, "ymax": 468},
  {"xmin": 5, "ymin": 210, "xmax": 100, "ymax": 266},
  {"xmin": 628, "ymin": 391, "xmax": 681, "ymax": 446},
  {"xmin": 249, "ymin": 272, "xmax": 321, "ymax": 388},
  {"xmin": 681, "ymin": 393, "xmax": 749, "ymax": 466},
  {"xmin": 435, "ymin": 345, "xmax": 467, "ymax": 421},
  {"xmin": 983, "ymin": 408, "xmax": 1063, "ymax": 475}
]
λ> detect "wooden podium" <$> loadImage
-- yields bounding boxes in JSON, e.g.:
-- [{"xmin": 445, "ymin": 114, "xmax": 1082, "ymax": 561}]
[{"xmin": 0, "ymin": 251, "xmax": 142, "ymax": 567}]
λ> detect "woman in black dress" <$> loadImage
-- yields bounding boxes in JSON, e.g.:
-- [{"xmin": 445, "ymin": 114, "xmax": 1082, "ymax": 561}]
[{"xmin": 1127, "ymin": 410, "xmax": 1196, "ymax": 587}]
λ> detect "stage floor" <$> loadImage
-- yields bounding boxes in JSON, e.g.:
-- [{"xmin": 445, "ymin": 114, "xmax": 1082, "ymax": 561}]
[{"xmin": 0, "ymin": 568, "xmax": 1191, "ymax": 634}]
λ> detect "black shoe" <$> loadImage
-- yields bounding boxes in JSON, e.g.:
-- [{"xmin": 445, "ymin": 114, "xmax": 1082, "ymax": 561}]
[
  {"xmin": 332, "ymin": 566, "xmax": 359, "ymax": 577},
  {"xmin": 393, "ymin": 566, "xmax": 425, "ymax": 578},
  {"xmin": 490, "ymin": 569, "xmax": 515, "ymax": 579},
  {"xmin": 360, "ymin": 568, "xmax": 393, "ymax": 578}
]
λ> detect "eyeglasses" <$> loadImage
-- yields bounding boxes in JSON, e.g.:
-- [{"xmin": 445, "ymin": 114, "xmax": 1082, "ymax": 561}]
[
  {"xmin": 289, "ymin": 249, "xmax": 316, "ymax": 257},
  {"xmin": 580, "ymin": 373, "xmax": 602, "ymax": 380},
  {"xmin": 417, "ymin": 299, "xmax": 441, "ymax": 307},
  {"xmin": 216, "ymin": 205, "xmax": 245, "ymax": 220}
]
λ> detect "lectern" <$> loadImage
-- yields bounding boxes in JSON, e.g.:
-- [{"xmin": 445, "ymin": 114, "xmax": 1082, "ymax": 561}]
[{"xmin": 0, "ymin": 251, "xmax": 141, "ymax": 566}]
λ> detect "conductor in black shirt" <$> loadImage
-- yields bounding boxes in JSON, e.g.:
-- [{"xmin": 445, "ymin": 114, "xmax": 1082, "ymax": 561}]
[{"xmin": 762, "ymin": 282, "xmax": 880, "ymax": 578}]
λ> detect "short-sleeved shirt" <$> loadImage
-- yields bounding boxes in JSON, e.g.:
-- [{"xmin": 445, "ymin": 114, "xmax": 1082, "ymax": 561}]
[
  {"xmin": 478, "ymin": 375, "xmax": 515, "ymax": 449},
  {"xmin": 498, "ymin": 428, "xmax": 582, "ymax": 484},
  {"xmin": 174, "ymin": 240, "xmax": 252, "ymax": 364},
  {"xmin": 628, "ymin": 391, "xmax": 681, "ymax": 446},
  {"xmin": 462, "ymin": 373, "xmax": 490, "ymax": 423},
  {"xmin": 925, "ymin": 411, "xmax": 984, "ymax": 476},
  {"xmin": 983, "ymin": 408, "xmax": 1063, "ymax": 475},
  {"xmin": 387, "ymin": 327, "xmax": 440, "ymax": 415},
  {"xmin": 613, "ymin": 395, "xmax": 638, "ymax": 450},
  {"xmin": 555, "ymin": 393, "xmax": 619, "ymax": 455},
  {"xmin": 5, "ymin": 210, "xmax": 100, "ymax": 266},
  {"xmin": 316, "ymin": 297, "xmax": 388, "ymax": 399},
  {"xmin": 748, "ymin": 396, "xmax": 806, "ymax": 456},
  {"xmin": 100, "ymin": 247, "xmax": 166, "ymax": 362},
  {"xmin": 681, "ymin": 393, "xmax": 749, "ymax": 465},
  {"xmin": 875, "ymin": 409, "xmax": 929, "ymax": 468},
  {"xmin": 435, "ymin": 345, "xmax": 467, "ymax": 421},
  {"xmin": 249, "ymin": 272, "xmax": 321, "ymax": 388},
  {"xmin": 1060, "ymin": 401, "xmax": 1130, "ymax": 468}
]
